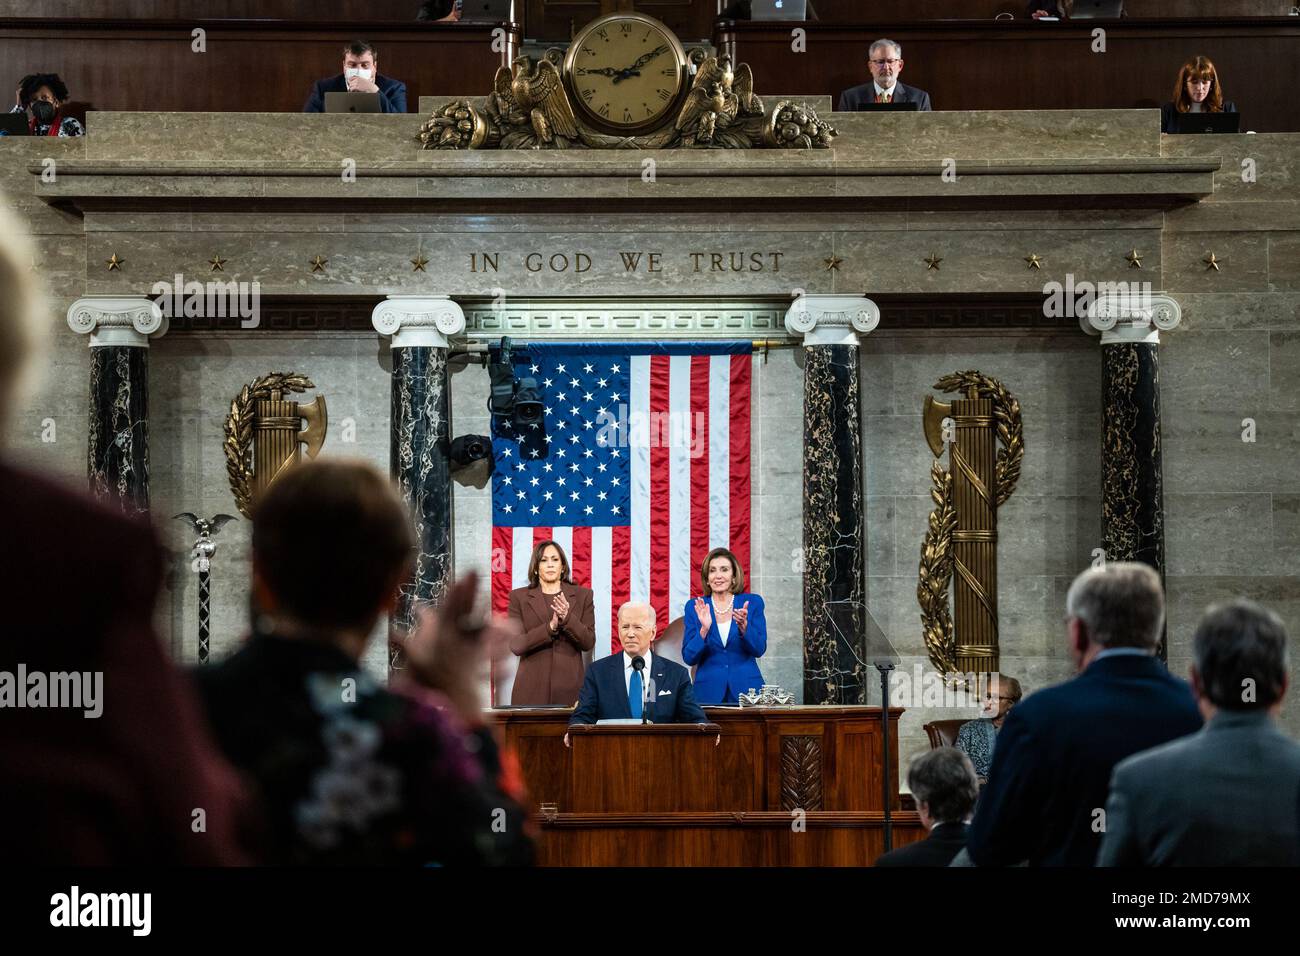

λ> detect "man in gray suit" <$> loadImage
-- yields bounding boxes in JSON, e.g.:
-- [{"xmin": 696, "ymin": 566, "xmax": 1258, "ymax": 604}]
[
  {"xmin": 1098, "ymin": 599, "xmax": 1300, "ymax": 866},
  {"xmin": 837, "ymin": 39, "xmax": 933, "ymax": 112}
]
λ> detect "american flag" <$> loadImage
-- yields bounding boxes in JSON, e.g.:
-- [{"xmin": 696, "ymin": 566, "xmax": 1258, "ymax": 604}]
[{"xmin": 489, "ymin": 342, "xmax": 752, "ymax": 704}]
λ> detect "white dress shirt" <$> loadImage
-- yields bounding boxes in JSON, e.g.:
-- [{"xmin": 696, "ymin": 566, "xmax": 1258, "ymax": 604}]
[
  {"xmin": 873, "ymin": 81, "xmax": 899, "ymax": 102},
  {"xmin": 623, "ymin": 649, "xmax": 653, "ymax": 701},
  {"xmin": 717, "ymin": 615, "xmax": 732, "ymax": 648}
]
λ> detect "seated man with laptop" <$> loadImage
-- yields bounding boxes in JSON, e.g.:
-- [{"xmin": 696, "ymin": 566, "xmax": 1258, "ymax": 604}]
[
  {"xmin": 838, "ymin": 38, "xmax": 932, "ymax": 112},
  {"xmin": 304, "ymin": 39, "xmax": 407, "ymax": 114}
]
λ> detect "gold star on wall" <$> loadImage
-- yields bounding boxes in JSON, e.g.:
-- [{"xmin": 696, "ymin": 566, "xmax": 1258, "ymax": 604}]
[
  {"xmin": 823, "ymin": 254, "xmax": 843, "ymax": 272},
  {"xmin": 106, "ymin": 253, "xmax": 125, "ymax": 271},
  {"xmin": 411, "ymin": 254, "xmax": 429, "ymax": 273},
  {"xmin": 208, "ymin": 255, "xmax": 227, "ymax": 272},
  {"xmin": 924, "ymin": 252, "xmax": 943, "ymax": 271},
  {"xmin": 1024, "ymin": 254, "xmax": 1044, "ymax": 270},
  {"xmin": 1125, "ymin": 248, "xmax": 1144, "ymax": 269},
  {"xmin": 310, "ymin": 255, "xmax": 328, "ymax": 274},
  {"xmin": 1203, "ymin": 252, "xmax": 1222, "ymax": 272}
]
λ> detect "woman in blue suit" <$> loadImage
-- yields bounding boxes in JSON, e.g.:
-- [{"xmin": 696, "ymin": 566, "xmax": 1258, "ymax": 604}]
[{"xmin": 682, "ymin": 547, "xmax": 767, "ymax": 705}]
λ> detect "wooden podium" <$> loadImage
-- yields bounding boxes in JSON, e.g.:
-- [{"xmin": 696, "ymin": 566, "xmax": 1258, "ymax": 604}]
[
  {"xmin": 567, "ymin": 723, "xmax": 723, "ymax": 813},
  {"xmin": 491, "ymin": 707, "xmax": 925, "ymax": 866}
]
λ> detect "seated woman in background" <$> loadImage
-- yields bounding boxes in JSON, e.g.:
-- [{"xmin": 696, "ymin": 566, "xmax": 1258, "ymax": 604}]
[
  {"xmin": 1161, "ymin": 56, "xmax": 1238, "ymax": 133},
  {"xmin": 682, "ymin": 547, "xmax": 767, "ymax": 705},
  {"xmin": 956, "ymin": 674, "xmax": 1023, "ymax": 782},
  {"xmin": 11, "ymin": 73, "xmax": 83, "ymax": 137}
]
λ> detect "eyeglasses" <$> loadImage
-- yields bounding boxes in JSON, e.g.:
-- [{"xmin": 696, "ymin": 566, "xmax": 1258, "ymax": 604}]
[
  {"xmin": 984, "ymin": 694, "xmax": 1017, "ymax": 702},
  {"xmin": 870, "ymin": 59, "xmax": 901, "ymax": 67}
]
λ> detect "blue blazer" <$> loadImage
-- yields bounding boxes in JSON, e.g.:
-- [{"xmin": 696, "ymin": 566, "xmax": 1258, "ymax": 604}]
[
  {"xmin": 681, "ymin": 593, "xmax": 767, "ymax": 705},
  {"xmin": 304, "ymin": 73, "xmax": 407, "ymax": 114},
  {"xmin": 966, "ymin": 653, "xmax": 1201, "ymax": 867},
  {"xmin": 568, "ymin": 652, "xmax": 707, "ymax": 725}
]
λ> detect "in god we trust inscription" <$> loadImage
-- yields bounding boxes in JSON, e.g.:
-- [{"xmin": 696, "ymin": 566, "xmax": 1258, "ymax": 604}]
[{"xmin": 466, "ymin": 250, "xmax": 786, "ymax": 275}]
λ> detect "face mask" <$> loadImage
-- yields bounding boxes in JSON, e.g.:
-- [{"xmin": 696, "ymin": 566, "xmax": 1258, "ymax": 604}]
[
  {"xmin": 344, "ymin": 68, "xmax": 373, "ymax": 80},
  {"xmin": 31, "ymin": 101, "xmax": 56, "ymax": 123}
]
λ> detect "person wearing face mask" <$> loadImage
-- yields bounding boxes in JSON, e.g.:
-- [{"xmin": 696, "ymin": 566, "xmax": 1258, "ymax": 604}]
[
  {"xmin": 506, "ymin": 539, "xmax": 596, "ymax": 706},
  {"xmin": 1160, "ymin": 56, "xmax": 1237, "ymax": 133},
  {"xmin": 303, "ymin": 39, "xmax": 408, "ymax": 113},
  {"xmin": 837, "ymin": 39, "xmax": 932, "ymax": 112},
  {"xmin": 9, "ymin": 73, "xmax": 83, "ymax": 137},
  {"xmin": 681, "ymin": 547, "xmax": 767, "ymax": 705}
]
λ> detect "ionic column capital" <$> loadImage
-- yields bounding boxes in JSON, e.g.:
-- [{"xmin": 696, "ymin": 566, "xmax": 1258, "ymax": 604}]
[
  {"xmin": 66, "ymin": 297, "xmax": 168, "ymax": 348},
  {"xmin": 784, "ymin": 294, "xmax": 880, "ymax": 346},
  {"xmin": 1080, "ymin": 293, "xmax": 1182, "ymax": 346},
  {"xmin": 372, "ymin": 296, "xmax": 466, "ymax": 349}
]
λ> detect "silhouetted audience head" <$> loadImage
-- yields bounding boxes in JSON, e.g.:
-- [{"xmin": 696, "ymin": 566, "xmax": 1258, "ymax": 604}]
[
  {"xmin": 1064, "ymin": 562, "xmax": 1163, "ymax": 665},
  {"xmin": 1191, "ymin": 599, "xmax": 1290, "ymax": 712},
  {"xmin": 907, "ymin": 748, "xmax": 979, "ymax": 829},
  {"xmin": 0, "ymin": 202, "xmax": 46, "ymax": 430},
  {"xmin": 251, "ymin": 458, "xmax": 413, "ymax": 641}
]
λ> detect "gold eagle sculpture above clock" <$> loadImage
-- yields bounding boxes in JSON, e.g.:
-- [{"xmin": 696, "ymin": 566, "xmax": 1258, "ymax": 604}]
[{"xmin": 419, "ymin": 12, "xmax": 835, "ymax": 151}]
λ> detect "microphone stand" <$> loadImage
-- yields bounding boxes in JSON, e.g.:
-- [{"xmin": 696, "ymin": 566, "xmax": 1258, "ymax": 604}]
[
  {"xmin": 875, "ymin": 661, "xmax": 896, "ymax": 853},
  {"xmin": 642, "ymin": 675, "xmax": 655, "ymax": 725}
]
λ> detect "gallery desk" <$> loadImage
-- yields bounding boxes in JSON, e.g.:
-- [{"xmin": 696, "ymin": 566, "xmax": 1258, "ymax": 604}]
[{"xmin": 489, "ymin": 706, "xmax": 925, "ymax": 866}]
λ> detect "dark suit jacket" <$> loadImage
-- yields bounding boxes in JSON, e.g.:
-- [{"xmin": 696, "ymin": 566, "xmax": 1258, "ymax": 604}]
[
  {"xmin": 966, "ymin": 653, "xmax": 1201, "ymax": 867},
  {"xmin": 1160, "ymin": 100, "xmax": 1238, "ymax": 133},
  {"xmin": 875, "ymin": 822, "xmax": 969, "ymax": 867},
  {"xmin": 0, "ymin": 460, "xmax": 249, "ymax": 864},
  {"xmin": 837, "ymin": 80, "xmax": 932, "ymax": 112},
  {"xmin": 1098, "ymin": 709, "xmax": 1300, "ymax": 866},
  {"xmin": 507, "ymin": 582, "xmax": 595, "ymax": 706},
  {"xmin": 569, "ymin": 651, "xmax": 708, "ymax": 725},
  {"xmin": 303, "ymin": 73, "xmax": 407, "ymax": 113}
]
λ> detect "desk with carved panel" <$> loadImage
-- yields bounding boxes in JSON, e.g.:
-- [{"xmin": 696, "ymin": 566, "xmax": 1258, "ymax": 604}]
[{"xmin": 489, "ymin": 706, "xmax": 924, "ymax": 866}]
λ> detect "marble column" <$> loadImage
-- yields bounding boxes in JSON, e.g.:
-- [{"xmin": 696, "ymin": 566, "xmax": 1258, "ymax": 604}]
[
  {"xmin": 1085, "ymin": 294, "xmax": 1182, "ymax": 659},
  {"xmin": 372, "ymin": 296, "xmax": 467, "ymax": 661},
  {"xmin": 784, "ymin": 295, "xmax": 880, "ymax": 704},
  {"xmin": 66, "ymin": 297, "xmax": 168, "ymax": 517}
]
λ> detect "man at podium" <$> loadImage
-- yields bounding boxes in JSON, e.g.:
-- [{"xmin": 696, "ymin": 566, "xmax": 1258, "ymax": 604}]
[{"xmin": 569, "ymin": 603, "xmax": 707, "ymax": 726}]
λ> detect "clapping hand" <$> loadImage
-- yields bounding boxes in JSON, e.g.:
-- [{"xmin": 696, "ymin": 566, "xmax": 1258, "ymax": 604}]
[
  {"xmin": 734, "ymin": 601, "xmax": 749, "ymax": 634},
  {"xmin": 551, "ymin": 591, "xmax": 570, "ymax": 625},
  {"xmin": 693, "ymin": 596, "xmax": 710, "ymax": 639},
  {"xmin": 391, "ymin": 571, "xmax": 513, "ymax": 725}
]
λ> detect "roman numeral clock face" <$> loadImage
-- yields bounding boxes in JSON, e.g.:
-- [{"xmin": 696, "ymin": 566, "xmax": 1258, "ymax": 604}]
[{"xmin": 563, "ymin": 14, "xmax": 688, "ymax": 133}]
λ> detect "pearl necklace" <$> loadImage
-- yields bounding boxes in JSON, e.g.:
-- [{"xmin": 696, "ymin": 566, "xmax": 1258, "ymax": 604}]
[{"xmin": 711, "ymin": 595, "xmax": 734, "ymax": 615}]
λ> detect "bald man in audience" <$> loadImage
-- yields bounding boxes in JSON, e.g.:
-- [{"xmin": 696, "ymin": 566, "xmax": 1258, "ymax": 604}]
[{"xmin": 568, "ymin": 603, "xmax": 708, "ymax": 727}]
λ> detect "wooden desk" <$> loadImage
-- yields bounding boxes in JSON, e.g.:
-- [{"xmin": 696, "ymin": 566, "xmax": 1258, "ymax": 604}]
[
  {"xmin": 491, "ymin": 706, "xmax": 925, "ymax": 866},
  {"xmin": 716, "ymin": 18, "xmax": 1300, "ymax": 134}
]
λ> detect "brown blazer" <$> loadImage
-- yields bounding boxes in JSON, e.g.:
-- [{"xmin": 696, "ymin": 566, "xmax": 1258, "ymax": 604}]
[{"xmin": 507, "ymin": 582, "xmax": 596, "ymax": 706}]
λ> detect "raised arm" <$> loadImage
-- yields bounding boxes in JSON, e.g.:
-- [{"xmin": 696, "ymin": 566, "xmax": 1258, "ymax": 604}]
[
  {"xmin": 507, "ymin": 589, "xmax": 555, "ymax": 656},
  {"xmin": 738, "ymin": 594, "xmax": 767, "ymax": 658},
  {"xmin": 562, "ymin": 587, "xmax": 596, "ymax": 652},
  {"xmin": 681, "ymin": 598, "xmax": 710, "ymax": 666}
]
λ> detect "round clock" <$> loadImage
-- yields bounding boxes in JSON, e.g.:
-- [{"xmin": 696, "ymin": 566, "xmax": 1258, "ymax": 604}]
[{"xmin": 563, "ymin": 12, "xmax": 690, "ymax": 134}]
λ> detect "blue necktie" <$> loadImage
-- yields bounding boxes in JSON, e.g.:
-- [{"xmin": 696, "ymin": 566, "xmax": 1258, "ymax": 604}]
[{"xmin": 629, "ymin": 669, "xmax": 643, "ymax": 719}]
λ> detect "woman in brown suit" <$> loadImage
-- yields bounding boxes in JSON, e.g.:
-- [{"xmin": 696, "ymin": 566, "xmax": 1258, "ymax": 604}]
[{"xmin": 507, "ymin": 540, "xmax": 595, "ymax": 706}]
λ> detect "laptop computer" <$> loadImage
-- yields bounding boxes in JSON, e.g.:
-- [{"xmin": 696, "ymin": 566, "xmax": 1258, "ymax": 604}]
[
  {"xmin": 1071, "ymin": 0, "xmax": 1125, "ymax": 17},
  {"xmin": 324, "ymin": 92, "xmax": 382, "ymax": 114},
  {"xmin": 854, "ymin": 101, "xmax": 921, "ymax": 112},
  {"xmin": 752, "ymin": 0, "xmax": 807, "ymax": 21},
  {"xmin": 459, "ymin": 0, "xmax": 514, "ymax": 22},
  {"xmin": 1170, "ymin": 111, "xmax": 1241, "ymax": 134},
  {"xmin": 0, "ymin": 113, "xmax": 28, "ymax": 136}
]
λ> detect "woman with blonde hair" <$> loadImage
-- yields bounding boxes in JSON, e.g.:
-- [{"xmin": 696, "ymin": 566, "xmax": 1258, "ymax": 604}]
[
  {"xmin": 1161, "ymin": 56, "xmax": 1238, "ymax": 133},
  {"xmin": 682, "ymin": 547, "xmax": 767, "ymax": 705},
  {"xmin": 506, "ymin": 539, "xmax": 595, "ymax": 705}
]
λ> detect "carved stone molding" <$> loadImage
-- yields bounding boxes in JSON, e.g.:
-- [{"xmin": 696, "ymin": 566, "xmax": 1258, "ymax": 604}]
[
  {"xmin": 372, "ymin": 295, "xmax": 467, "ymax": 349},
  {"xmin": 1081, "ymin": 293, "xmax": 1182, "ymax": 346},
  {"xmin": 784, "ymin": 294, "xmax": 880, "ymax": 346},
  {"xmin": 66, "ymin": 297, "xmax": 167, "ymax": 348},
  {"xmin": 460, "ymin": 298, "xmax": 788, "ymax": 340}
]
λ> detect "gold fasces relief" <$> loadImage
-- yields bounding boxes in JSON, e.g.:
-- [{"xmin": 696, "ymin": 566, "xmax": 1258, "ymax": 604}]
[
  {"xmin": 418, "ymin": 12, "xmax": 833, "ymax": 151},
  {"xmin": 917, "ymin": 372, "xmax": 1023, "ymax": 677},
  {"xmin": 224, "ymin": 373, "xmax": 327, "ymax": 519}
]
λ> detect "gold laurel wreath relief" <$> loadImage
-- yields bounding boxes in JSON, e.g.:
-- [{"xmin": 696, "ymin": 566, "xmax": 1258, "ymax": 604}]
[
  {"xmin": 917, "ymin": 371, "xmax": 1024, "ymax": 674},
  {"xmin": 223, "ymin": 372, "xmax": 314, "ymax": 518}
]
